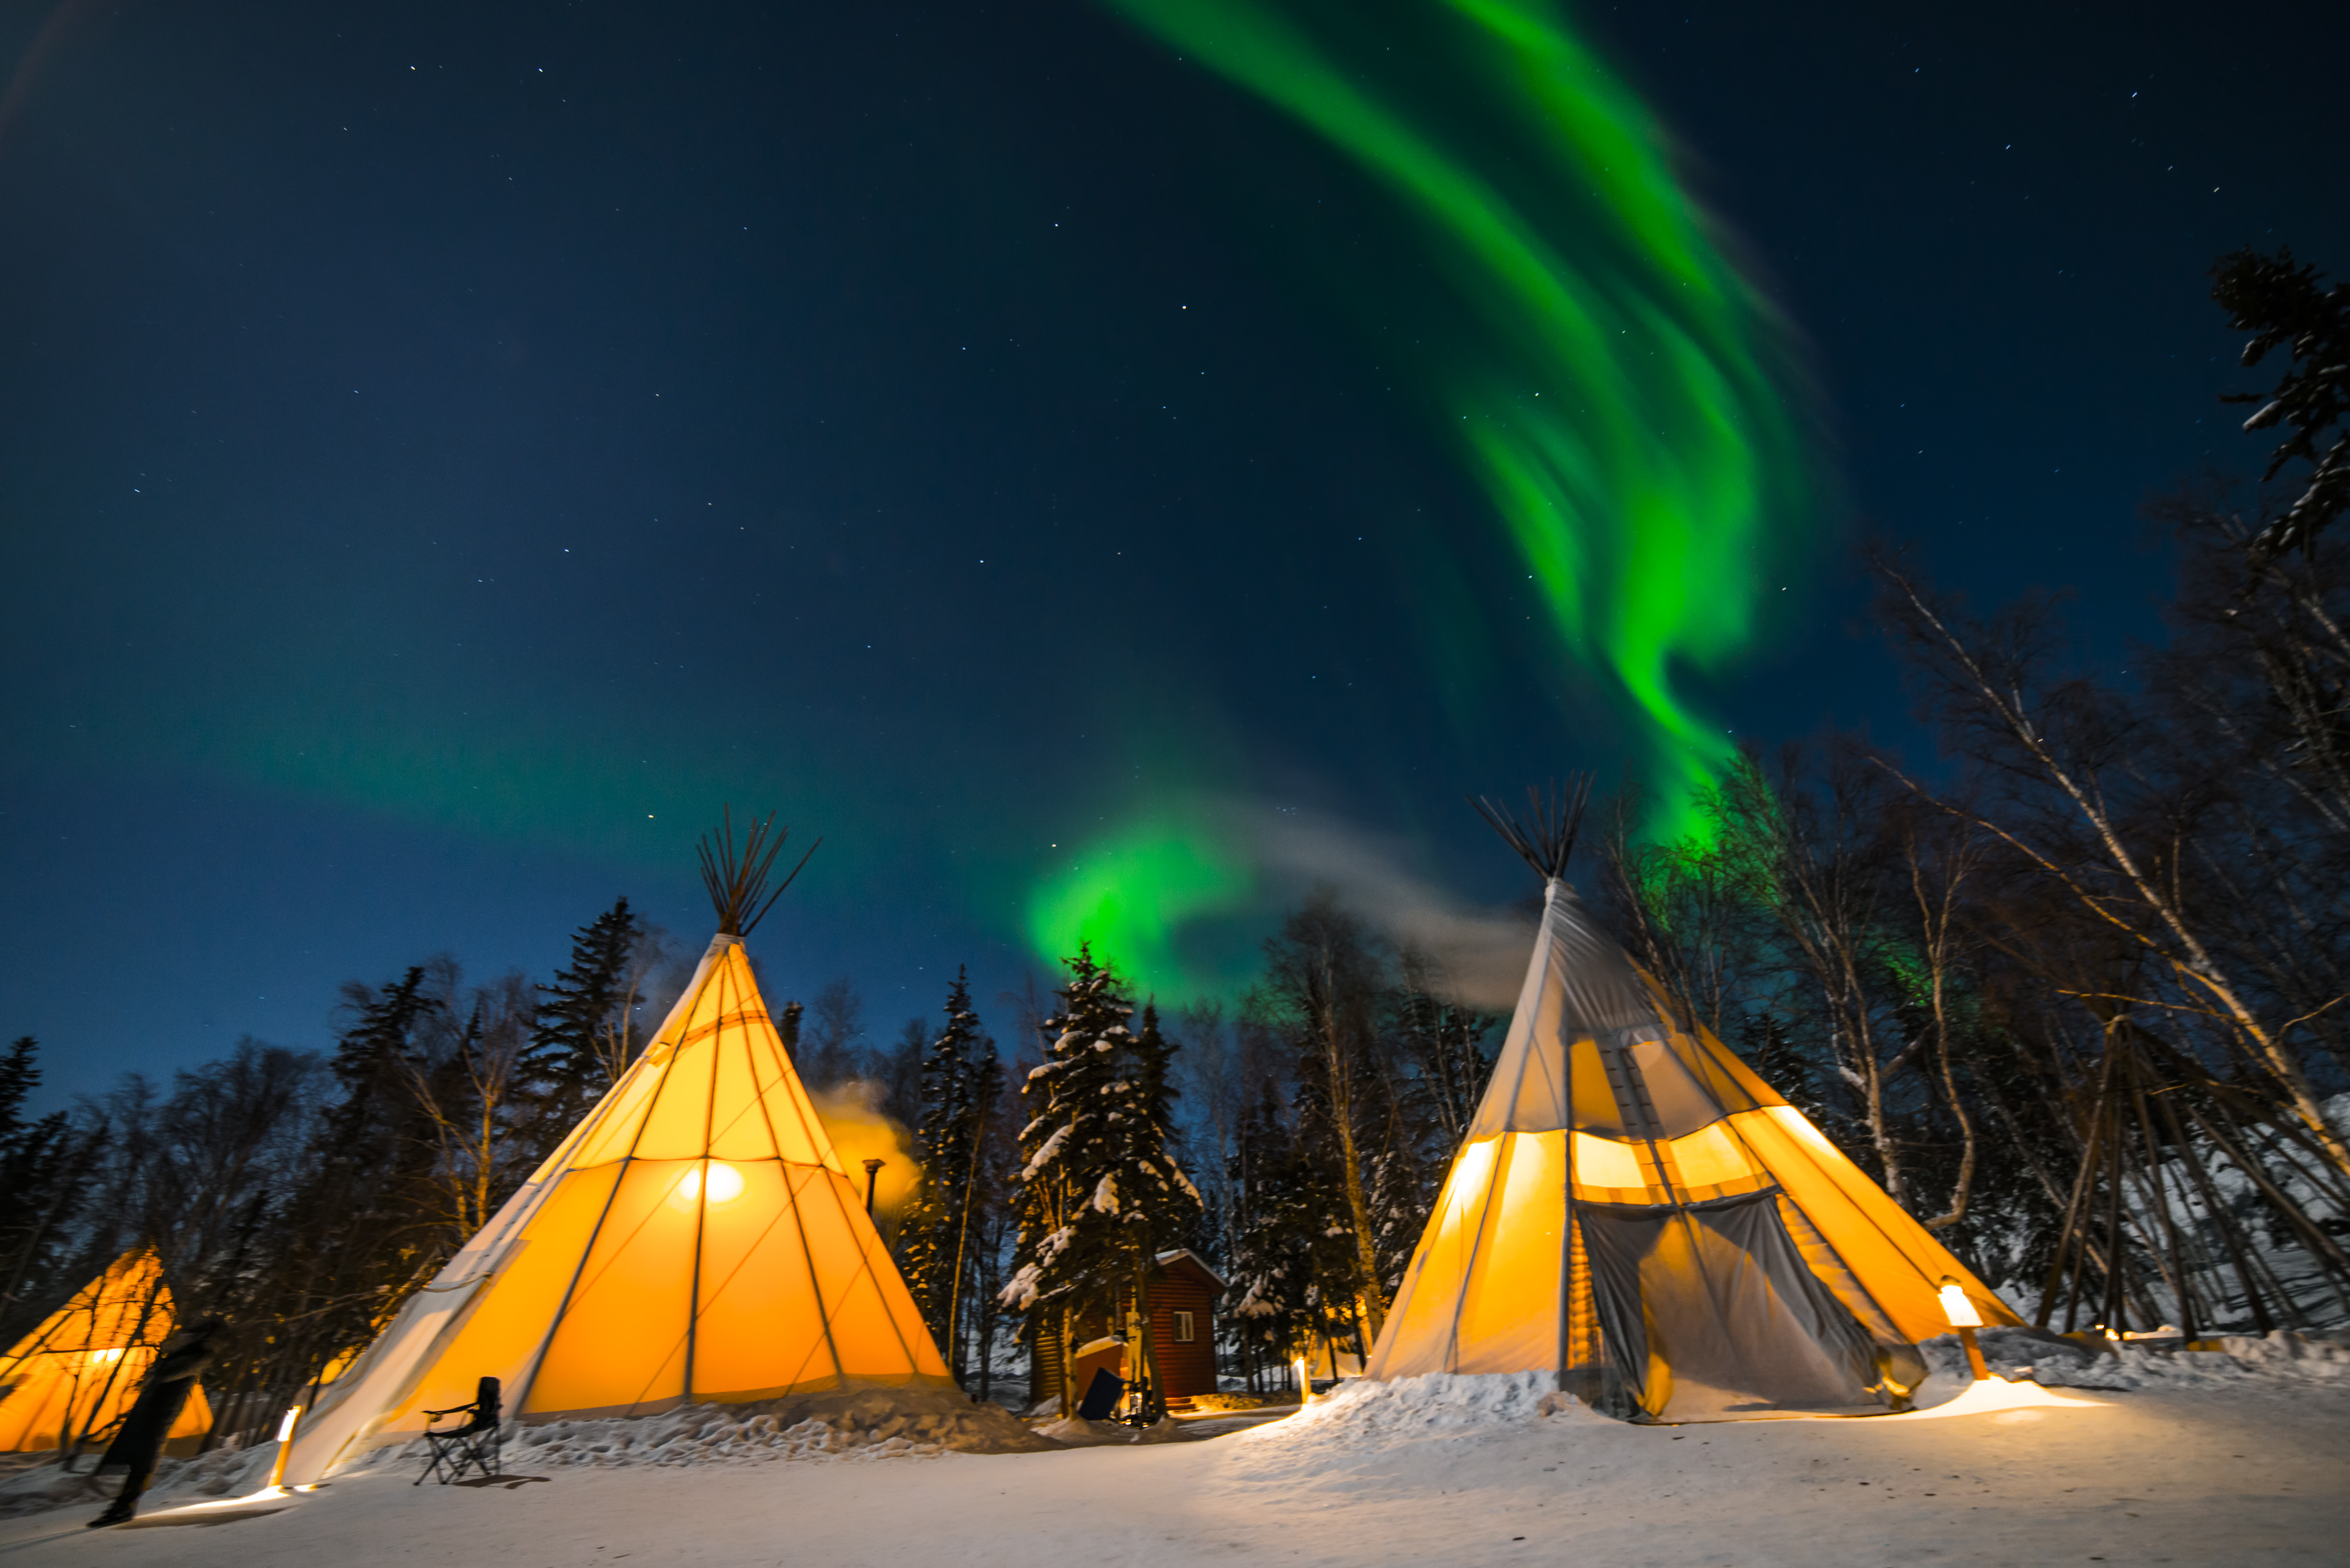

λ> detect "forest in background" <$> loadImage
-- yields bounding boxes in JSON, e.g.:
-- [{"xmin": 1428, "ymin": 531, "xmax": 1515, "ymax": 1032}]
[{"xmin": 3, "ymin": 247, "xmax": 2347, "ymax": 1447}]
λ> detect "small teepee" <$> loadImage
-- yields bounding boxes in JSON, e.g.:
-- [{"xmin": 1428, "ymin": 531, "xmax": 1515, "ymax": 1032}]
[
  {"xmin": 284, "ymin": 815, "xmax": 949, "ymax": 1481},
  {"xmin": 0, "ymin": 1249, "xmax": 212, "ymax": 1455},
  {"xmin": 1368, "ymin": 782, "xmax": 2019, "ymax": 1421}
]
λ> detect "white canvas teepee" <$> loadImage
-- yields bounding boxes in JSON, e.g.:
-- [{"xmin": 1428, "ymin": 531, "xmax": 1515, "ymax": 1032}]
[
  {"xmin": 1368, "ymin": 786, "xmax": 2018, "ymax": 1422},
  {"xmin": 284, "ymin": 823, "xmax": 947, "ymax": 1482}
]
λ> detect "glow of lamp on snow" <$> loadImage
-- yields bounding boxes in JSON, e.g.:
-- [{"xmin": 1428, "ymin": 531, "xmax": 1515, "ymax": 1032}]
[
  {"xmin": 678, "ymin": 1162, "xmax": 746, "ymax": 1206},
  {"xmin": 1884, "ymin": 1377, "xmax": 2106, "ymax": 1422}
]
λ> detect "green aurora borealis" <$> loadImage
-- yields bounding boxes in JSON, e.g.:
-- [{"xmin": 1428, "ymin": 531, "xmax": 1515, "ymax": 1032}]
[
  {"xmin": 3, "ymin": 0, "xmax": 2326, "ymax": 1090},
  {"xmin": 1027, "ymin": 0, "xmax": 1815, "ymax": 982},
  {"xmin": 1, "ymin": 0, "xmax": 1821, "ymax": 1027}
]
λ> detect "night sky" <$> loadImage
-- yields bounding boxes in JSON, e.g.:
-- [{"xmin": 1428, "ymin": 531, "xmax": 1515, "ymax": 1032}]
[{"xmin": 4, "ymin": 0, "xmax": 2343, "ymax": 1105}]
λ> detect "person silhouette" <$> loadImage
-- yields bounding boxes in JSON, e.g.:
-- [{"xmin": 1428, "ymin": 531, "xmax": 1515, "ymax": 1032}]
[{"xmin": 87, "ymin": 1317, "xmax": 222, "ymax": 1528}]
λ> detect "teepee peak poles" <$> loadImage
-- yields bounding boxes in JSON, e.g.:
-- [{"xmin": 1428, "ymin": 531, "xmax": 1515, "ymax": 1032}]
[
  {"xmin": 1469, "ymin": 775, "xmax": 1594, "ymax": 883},
  {"xmin": 697, "ymin": 807, "xmax": 821, "ymax": 936}
]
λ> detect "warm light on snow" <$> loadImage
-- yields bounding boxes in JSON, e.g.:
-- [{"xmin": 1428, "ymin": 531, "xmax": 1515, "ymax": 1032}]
[
  {"xmin": 1891, "ymin": 1376, "xmax": 2106, "ymax": 1421},
  {"xmin": 22, "ymin": 1362, "xmax": 2345, "ymax": 1568}
]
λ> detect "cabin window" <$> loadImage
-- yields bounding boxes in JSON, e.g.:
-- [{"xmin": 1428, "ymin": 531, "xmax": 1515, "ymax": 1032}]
[{"xmin": 1172, "ymin": 1310, "xmax": 1196, "ymax": 1343}]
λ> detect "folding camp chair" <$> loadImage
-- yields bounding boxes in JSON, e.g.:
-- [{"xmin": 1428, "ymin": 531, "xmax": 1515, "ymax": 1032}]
[{"xmin": 416, "ymin": 1377, "xmax": 502, "ymax": 1485}]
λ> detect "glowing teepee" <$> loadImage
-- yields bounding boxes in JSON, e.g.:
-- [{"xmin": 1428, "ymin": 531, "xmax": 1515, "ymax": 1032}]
[
  {"xmin": 1368, "ymin": 783, "xmax": 2020, "ymax": 1422},
  {"xmin": 0, "ymin": 1249, "xmax": 212, "ymax": 1455},
  {"xmin": 285, "ymin": 817, "xmax": 948, "ymax": 1481}
]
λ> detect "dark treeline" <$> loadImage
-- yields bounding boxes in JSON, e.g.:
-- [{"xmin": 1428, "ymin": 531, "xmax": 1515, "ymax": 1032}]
[
  {"xmin": 0, "ymin": 901, "xmax": 669, "ymax": 1452},
  {"xmin": 0, "ymin": 896, "xmax": 960, "ymax": 1452},
  {"xmin": 1591, "ymin": 500, "xmax": 2350, "ymax": 1338},
  {"xmin": 1582, "ymin": 245, "xmax": 2350, "ymax": 1339},
  {"xmin": 4, "ymin": 249, "xmax": 2347, "ymax": 1447}
]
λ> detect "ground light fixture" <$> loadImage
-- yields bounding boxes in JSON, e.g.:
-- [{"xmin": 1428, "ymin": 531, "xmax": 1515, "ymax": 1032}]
[
  {"xmin": 265, "ymin": 1406, "xmax": 302, "ymax": 1491},
  {"xmin": 1939, "ymin": 1277, "xmax": 1991, "ymax": 1379},
  {"xmin": 863, "ymin": 1159, "xmax": 886, "ymax": 1216},
  {"xmin": 1295, "ymin": 1356, "xmax": 1312, "ymax": 1404}
]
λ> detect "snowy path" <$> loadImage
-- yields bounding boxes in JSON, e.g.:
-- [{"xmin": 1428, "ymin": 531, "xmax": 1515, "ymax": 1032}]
[{"xmin": 2, "ymin": 1380, "xmax": 2344, "ymax": 1566}]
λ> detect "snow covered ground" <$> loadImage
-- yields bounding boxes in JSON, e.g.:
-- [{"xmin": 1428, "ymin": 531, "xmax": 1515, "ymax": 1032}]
[{"xmin": 3, "ymin": 1350, "xmax": 2346, "ymax": 1567}]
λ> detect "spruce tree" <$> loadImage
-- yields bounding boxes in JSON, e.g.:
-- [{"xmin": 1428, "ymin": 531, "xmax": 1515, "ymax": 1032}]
[
  {"xmin": 2213, "ymin": 247, "xmax": 2350, "ymax": 558},
  {"xmin": 1287, "ymin": 1067, "xmax": 1379, "ymax": 1364},
  {"xmin": 1225, "ymin": 1081, "xmax": 1311, "ymax": 1388},
  {"xmin": 1093, "ymin": 1002, "xmax": 1201, "ymax": 1419},
  {"xmin": 999, "ymin": 945, "xmax": 1140, "ymax": 1416},
  {"xmin": 1365, "ymin": 1118, "xmax": 1435, "ymax": 1304},
  {"xmin": 528, "ymin": 897, "xmax": 644, "ymax": 1128},
  {"xmin": 0, "ymin": 1038, "xmax": 94, "ymax": 1341},
  {"xmin": 272, "ymin": 968, "xmax": 448, "ymax": 1382},
  {"xmin": 899, "ymin": 968, "xmax": 991, "ymax": 1379},
  {"xmin": 957, "ymin": 1034, "xmax": 1009, "ymax": 1388},
  {"xmin": 0, "ymin": 1036, "xmax": 35, "ymax": 1147},
  {"xmin": 1394, "ymin": 983, "xmax": 1495, "ymax": 1148},
  {"xmin": 1263, "ymin": 894, "xmax": 1394, "ymax": 1341}
]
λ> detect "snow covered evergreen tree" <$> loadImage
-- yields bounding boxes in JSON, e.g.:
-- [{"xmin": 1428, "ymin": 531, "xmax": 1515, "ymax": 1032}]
[
  {"xmin": 1263, "ymin": 894, "xmax": 1394, "ymax": 1342},
  {"xmin": 1287, "ymin": 1062, "xmax": 1381, "ymax": 1362},
  {"xmin": 1000, "ymin": 945, "xmax": 1129, "ymax": 1414},
  {"xmin": 898, "ymin": 967, "xmax": 993, "ymax": 1381},
  {"xmin": 999, "ymin": 948, "xmax": 1196, "ymax": 1418},
  {"xmin": 1096, "ymin": 1002, "xmax": 1202, "ymax": 1418},
  {"xmin": 1224, "ymin": 1080, "xmax": 1311, "ymax": 1387},
  {"xmin": 1366, "ymin": 1119, "xmax": 1436, "ymax": 1304}
]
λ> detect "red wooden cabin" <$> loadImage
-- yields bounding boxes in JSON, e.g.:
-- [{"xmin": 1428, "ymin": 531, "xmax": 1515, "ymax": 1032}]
[{"xmin": 1029, "ymin": 1249, "xmax": 1223, "ymax": 1411}]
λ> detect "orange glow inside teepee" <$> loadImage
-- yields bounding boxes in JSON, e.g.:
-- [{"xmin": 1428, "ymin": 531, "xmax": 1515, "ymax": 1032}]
[{"xmin": 675, "ymin": 1161, "xmax": 747, "ymax": 1206}]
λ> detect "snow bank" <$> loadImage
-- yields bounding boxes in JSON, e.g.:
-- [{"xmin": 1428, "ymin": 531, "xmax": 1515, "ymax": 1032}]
[
  {"xmin": 0, "ymin": 1387, "xmax": 1053, "ymax": 1519},
  {"xmin": 1219, "ymin": 1330, "xmax": 2350, "ymax": 1460},
  {"xmin": 0, "ymin": 1443, "xmax": 272, "ymax": 1520},
  {"xmin": 1231, "ymin": 1369, "xmax": 1572, "ymax": 1451},
  {"xmin": 484, "ymin": 1385, "xmax": 1055, "ymax": 1471},
  {"xmin": 1921, "ymin": 1327, "xmax": 2350, "ymax": 1392},
  {"xmin": 502, "ymin": 1410, "xmax": 945, "ymax": 1469},
  {"xmin": 1033, "ymin": 1414, "xmax": 1184, "ymax": 1447}
]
